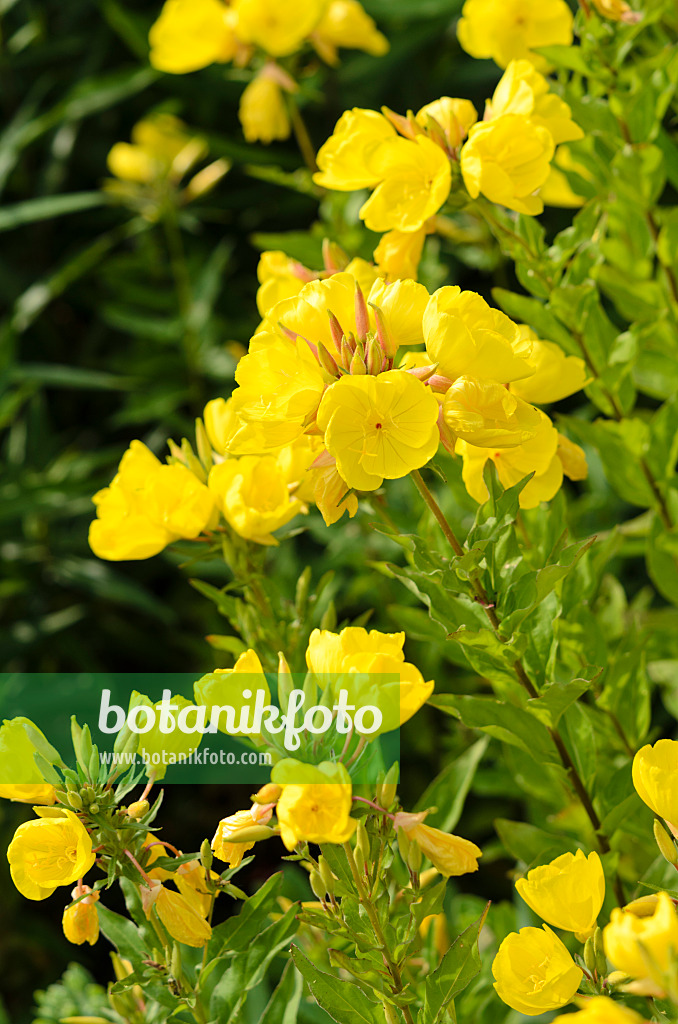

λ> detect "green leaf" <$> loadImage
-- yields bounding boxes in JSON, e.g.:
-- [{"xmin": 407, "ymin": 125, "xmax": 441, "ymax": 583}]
[
  {"xmin": 647, "ymin": 512, "xmax": 678, "ymax": 606},
  {"xmin": 428, "ymin": 694, "xmax": 559, "ymax": 765},
  {"xmin": 565, "ymin": 418, "xmax": 655, "ymax": 508},
  {"xmin": 210, "ymin": 872, "xmax": 284, "ymax": 955},
  {"xmin": 260, "ymin": 961, "xmax": 303, "ymax": 1024},
  {"xmin": 96, "ymin": 903, "xmax": 147, "ymax": 961},
  {"xmin": 0, "ymin": 192, "xmax": 109, "ymax": 232},
  {"xmin": 420, "ymin": 905, "xmax": 489, "ymax": 1024},
  {"xmin": 415, "ymin": 738, "xmax": 489, "ymax": 831},
  {"xmin": 527, "ymin": 676, "xmax": 596, "ymax": 729},
  {"xmin": 494, "ymin": 819, "xmax": 579, "ymax": 867},
  {"xmin": 598, "ymin": 649, "xmax": 650, "ymax": 748},
  {"xmin": 532, "ymin": 45, "xmax": 592, "ymax": 74},
  {"xmin": 290, "ymin": 946, "xmax": 384, "ymax": 1024}
]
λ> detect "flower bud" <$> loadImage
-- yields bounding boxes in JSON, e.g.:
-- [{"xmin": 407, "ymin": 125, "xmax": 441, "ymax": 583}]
[
  {"xmin": 584, "ymin": 936, "xmax": 597, "ymax": 975},
  {"xmin": 222, "ymin": 824, "xmax": 276, "ymax": 844},
  {"xmin": 309, "ymin": 869, "xmax": 326, "ymax": 901},
  {"xmin": 127, "ymin": 799, "xmax": 149, "ymax": 819},
  {"xmin": 200, "ymin": 838, "xmax": 213, "ymax": 872},
  {"xmin": 350, "ymin": 348, "xmax": 367, "ymax": 375},
  {"xmin": 322, "ymin": 238, "xmax": 349, "ymax": 274},
  {"xmin": 654, "ymin": 818, "xmax": 678, "ymax": 865},
  {"xmin": 171, "ymin": 942, "xmax": 182, "ymax": 980},
  {"xmin": 252, "ymin": 783, "xmax": 282, "ymax": 805},
  {"xmin": 408, "ymin": 839, "xmax": 423, "ymax": 874},
  {"xmin": 354, "ymin": 283, "xmax": 369, "ymax": 343},
  {"xmin": 378, "ymin": 763, "xmax": 399, "ymax": 809},
  {"xmin": 67, "ymin": 791, "xmax": 83, "ymax": 810},
  {"xmin": 318, "ymin": 342, "xmax": 340, "ymax": 378},
  {"xmin": 328, "ymin": 311, "xmax": 345, "ymax": 353},
  {"xmin": 318, "ymin": 855, "xmax": 335, "ymax": 897},
  {"xmin": 356, "ymin": 820, "xmax": 370, "ymax": 862}
]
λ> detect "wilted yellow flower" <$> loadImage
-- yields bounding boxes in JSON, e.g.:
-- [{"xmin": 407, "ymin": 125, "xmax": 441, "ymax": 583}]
[
  {"xmin": 63, "ymin": 885, "xmax": 100, "ymax": 946},
  {"xmin": 312, "ymin": 0, "xmax": 389, "ymax": 65},
  {"xmin": 443, "ymin": 376, "xmax": 542, "ymax": 448},
  {"xmin": 423, "ymin": 286, "xmax": 533, "ymax": 383},
  {"xmin": 142, "ymin": 880, "xmax": 212, "ymax": 947},
  {"xmin": 233, "ymin": 0, "xmax": 325, "ymax": 56},
  {"xmin": 461, "ymin": 114, "xmax": 555, "ymax": 215},
  {"xmin": 563, "ymin": 997, "xmax": 651, "ymax": 1023},
  {"xmin": 632, "ymin": 739, "xmax": 678, "ymax": 827},
  {"xmin": 8, "ymin": 811, "xmax": 95, "ymax": 901},
  {"xmin": 107, "ymin": 114, "xmax": 206, "ymax": 184},
  {"xmin": 133, "ymin": 692, "xmax": 203, "ymax": 780},
  {"xmin": 374, "ymin": 227, "xmax": 428, "ymax": 281},
  {"xmin": 149, "ymin": 0, "xmax": 238, "ymax": 73},
  {"xmin": 603, "ymin": 892, "xmax": 678, "ymax": 988},
  {"xmin": 174, "ymin": 860, "xmax": 219, "ymax": 917},
  {"xmin": 510, "ymin": 329, "xmax": 589, "ymax": 404},
  {"xmin": 209, "ymin": 454, "xmax": 307, "ymax": 544},
  {"xmin": 239, "ymin": 74, "xmax": 291, "ymax": 143},
  {"xmin": 212, "ymin": 808, "xmax": 258, "ymax": 866},
  {"xmin": 194, "ymin": 649, "xmax": 271, "ymax": 735},
  {"xmin": 395, "ymin": 812, "xmax": 482, "ymax": 876},
  {"xmin": 516, "ymin": 850, "xmax": 605, "ymax": 941},
  {"xmin": 556, "ymin": 434, "xmax": 587, "ymax": 481},
  {"xmin": 0, "ymin": 718, "xmax": 56, "ymax": 805},
  {"xmin": 89, "ymin": 441, "xmax": 216, "ymax": 561},
  {"xmin": 416, "ymin": 98, "xmax": 478, "ymax": 149},
  {"xmin": 486, "ymin": 60, "xmax": 583, "ymax": 146},
  {"xmin": 457, "ymin": 0, "xmax": 574, "ymax": 71},
  {"xmin": 312, "ymin": 463, "xmax": 359, "ymax": 525},
  {"xmin": 272, "ymin": 760, "xmax": 357, "ymax": 850},
  {"xmin": 317, "ymin": 370, "xmax": 440, "ymax": 490},
  {"xmin": 591, "ymin": 0, "xmax": 641, "ymax": 22},
  {"xmin": 493, "ymin": 924, "xmax": 583, "ymax": 1015}
]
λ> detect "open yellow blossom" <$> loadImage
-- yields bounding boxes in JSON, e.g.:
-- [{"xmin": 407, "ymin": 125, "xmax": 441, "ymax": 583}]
[
  {"xmin": 107, "ymin": 114, "xmax": 206, "ymax": 184},
  {"xmin": 314, "ymin": 108, "xmax": 396, "ymax": 191},
  {"xmin": 510, "ymin": 329, "xmax": 589, "ymax": 404},
  {"xmin": 443, "ymin": 376, "xmax": 542, "ymax": 448},
  {"xmin": 142, "ymin": 880, "xmax": 212, "ymax": 947},
  {"xmin": 272, "ymin": 760, "xmax": 357, "ymax": 850},
  {"xmin": 63, "ymin": 885, "xmax": 100, "ymax": 946},
  {"xmin": 256, "ymin": 251, "xmax": 312, "ymax": 317},
  {"xmin": 457, "ymin": 0, "xmax": 574, "ymax": 71},
  {"xmin": 194, "ymin": 649, "xmax": 271, "ymax": 735},
  {"xmin": 317, "ymin": 370, "xmax": 440, "ymax": 490},
  {"xmin": 591, "ymin": 0, "xmax": 641, "ymax": 22},
  {"xmin": 516, "ymin": 850, "xmax": 605, "ymax": 941},
  {"xmin": 563, "ymin": 997, "xmax": 651, "ymax": 1023},
  {"xmin": 149, "ymin": 0, "xmax": 238, "ymax": 73},
  {"xmin": 461, "ymin": 114, "xmax": 555, "ymax": 215},
  {"xmin": 487, "ymin": 61, "xmax": 584, "ymax": 145},
  {"xmin": 239, "ymin": 74, "xmax": 290, "ymax": 143},
  {"xmin": 209, "ymin": 455, "xmax": 307, "ymax": 544},
  {"xmin": 233, "ymin": 0, "xmax": 325, "ymax": 56},
  {"xmin": 424, "ymin": 286, "xmax": 534, "ymax": 383},
  {"xmin": 312, "ymin": 0, "xmax": 389, "ymax": 65},
  {"xmin": 633, "ymin": 739, "xmax": 678, "ymax": 827},
  {"xmin": 89, "ymin": 441, "xmax": 216, "ymax": 561},
  {"xmin": 416, "ymin": 98, "xmax": 478, "ymax": 149},
  {"xmin": 395, "ymin": 812, "xmax": 482, "ymax": 876},
  {"xmin": 0, "ymin": 718, "xmax": 56, "ymax": 805},
  {"xmin": 8, "ymin": 810, "xmax": 95, "ymax": 901},
  {"xmin": 493, "ymin": 924, "xmax": 583, "ymax": 1015},
  {"xmin": 603, "ymin": 892, "xmax": 678, "ymax": 987},
  {"xmin": 212, "ymin": 809, "xmax": 258, "ymax": 866},
  {"xmin": 374, "ymin": 227, "xmax": 428, "ymax": 281}
]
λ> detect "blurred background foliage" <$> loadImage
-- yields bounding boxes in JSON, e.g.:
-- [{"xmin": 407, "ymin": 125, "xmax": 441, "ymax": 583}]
[{"xmin": 1, "ymin": 0, "xmax": 677, "ymax": 1021}]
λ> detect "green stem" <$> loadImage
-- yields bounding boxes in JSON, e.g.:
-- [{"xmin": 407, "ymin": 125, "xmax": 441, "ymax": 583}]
[
  {"xmin": 288, "ymin": 97, "xmax": 318, "ymax": 174},
  {"xmin": 162, "ymin": 211, "xmax": 200, "ymax": 377}
]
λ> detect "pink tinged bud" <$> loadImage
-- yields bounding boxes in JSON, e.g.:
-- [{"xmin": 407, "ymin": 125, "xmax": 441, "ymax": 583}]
[
  {"xmin": 366, "ymin": 337, "xmax": 382, "ymax": 375},
  {"xmin": 350, "ymin": 349, "xmax": 367, "ymax": 375},
  {"xmin": 251, "ymin": 803, "xmax": 274, "ymax": 823},
  {"xmin": 422, "ymin": 114, "xmax": 451, "ymax": 155},
  {"xmin": 317, "ymin": 343, "xmax": 339, "ymax": 378},
  {"xmin": 311, "ymin": 449, "xmax": 336, "ymax": 469},
  {"xmin": 260, "ymin": 61, "xmax": 298, "ymax": 93},
  {"xmin": 140, "ymin": 879, "xmax": 162, "ymax": 913},
  {"xmin": 304, "ymin": 338, "xmax": 319, "ymax": 359},
  {"xmin": 322, "ymin": 238, "xmax": 349, "ymax": 275},
  {"xmin": 290, "ymin": 262, "xmax": 316, "ymax": 283},
  {"xmin": 381, "ymin": 106, "xmax": 422, "ymax": 141},
  {"xmin": 369, "ymin": 302, "xmax": 396, "ymax": 358},
  {"xmin": 406, "ymin": 363, "xmax": 439, "ymax": 382},
  {"xmin": 354, "ymin": 282, "xmax": 369, "ymax": 343},
  {"xmin": 340, "ymin": 337, "xmax": 354, "ymax": 369},
  {"xmin": 277, "ymin": 321, "xmax": 299, "ymax": 343},
  {"xmin": 327, "ymin": 310, "xmax": 345, "ymax": 353},
  {"xmin": 437, "ymin": 405, "xmax": 457, "ymax": 455},
  {"xmin": 428, "ymin": 374, "xmax": 456, "ymax": 393}
]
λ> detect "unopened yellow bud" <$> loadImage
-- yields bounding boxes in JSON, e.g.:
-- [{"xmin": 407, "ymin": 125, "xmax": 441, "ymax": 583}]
[
  {"xmin": 309, "ymin": 869, "xmax": 325, "ymax": 901},
  {"xmin": 200, "ymin": 838, "xmax": 213, "ymax": 871},
  {"xmin": 318, "ymin": 855, "xmax": 335, "ymax": 896},
  {"xmin": 654, "ymin": 819, "xmax": 678, "ymax": 865},
  {"xmin": 252, "ymin": 783, "xmax": 282, "ymax": 805},
  {"xmin": 225, "ymin": 824, "xmax": 276, "ymax": 844},
  {"xmin": 127, "ymin": 799, "xmax": 149, "ymax": 819}
]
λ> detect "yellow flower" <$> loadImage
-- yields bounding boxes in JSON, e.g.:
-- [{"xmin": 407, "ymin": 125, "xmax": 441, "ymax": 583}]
[
  {"xmin": 203, "ymin": 397, "xmax": 240, "ymax": 454},
  {"xmin": 239, "ymin": 74, "xmax": 291, "ymax": 144},
  {"xmin": 516, "ymin": 850, "xmax": 605, "ymax": 941},
  {"xmin": 233, "ymin": 0, "xmax": 325, "ymax": 56},
  {"xmin": 510, "ymin": 328, "xmax": 589, "ymax": 404},
  {"xmin": 591, "ymin": 0, "xmax": 641, "ymax": 23},
  {"xmin": 194, "ymin": 649, "xmax": 271, "ymax": 736},
  {"xmin": 0, "ymin": 718, "xmax": 56, "ymax": 805},
  {"xmin": 374, "ymin": 227, "xmax": 428, "ymax": 281},
  {"xmin": 312, "ymin": 0, "xmax": 389, "ymax": 65},
  {"xmin": 541, "ymin": 144, "xmax": 594, "ymax": 208},
  {"xmin": 306, "ymin": 626, "xmax": 434, "ymax": 730},
  {"xmin": 487, "ymin": 60, "xmax": 583, "ymax": 146},
  {"xmin": 256, "ymin": 251, "xmax": 311, "ymax": 317},
  {"xmin": 493, "ymin": 924, "xmax": 584, "ymax": 1015},
  {"xmin": 272, "ymin": 760, "xmax": 357, "ymax": 850},
  {"xmin": 63, "ymin": 885, "xmax": 100, "ymax": 946},
  {"xmin": 461, "ymin": 114, "xmax": 555, "ymax": 215},
  {"xmin": 632, "ymin": 739, "xmax": 678, "ymax": 827},
  {"xmin": 424, "ymin": 286, "xmax": 533, "ymax": 383},
  {"xmin": 443, "ymin": 376, "xmax": 542, "ymax": 448},
  {"xmin": 458, "ymin": 407, "xmax": 575, "ymax": 509},
  {"xmin": 317, "ymin": 370, "xmax": 440, "ymax": 490},
  {"xmin": 212, "ymin": 808, "xmax": 258, "ymax": 866},
  {"xmin": 314, "ymin": 108, "xmax": 396, "ymax": 191},
  {"xmin": 557, "ymin": 434, "xmax": 587, "ymax": 481},
  {"xmin": 142, "ymin": 881, "xmax": 212, "ymax": 947},
  {"xmin": 107, "ymin": 113, "xmax": 205, "ymax": 184},
  {"xmin": 149, "ymin": 0, "xmax": 238, "ymax": 74},
  {"xmin": 312, "ymin": 463, "xmax": 359, "ymax": 525},
  {"xmin": 358, "ymin": 135, "xmax": 452, "ymax": 233},
  {"xmin": 395, "ymin": 812, "xmax": 482, "ymax": 876},
  {"xmin": 563, "ymin": 997, "xmax": 651, "ymax": 1023},
  {"xmin": 89, "ymin": 441, "xmax": 216, "ymax": 561},
  {"xmin": 416, "ymin": 98, "xmax": 478, "ymax": 149},
  {"xmin": 603, "ymin": 892, "xmax": 678, "ymax": 987},
  {"xmin": 174, "ymin": 860, "xmax": 219, "ymax": 917},
  {"xmin": 209, "ymin": 454, "xmax": 306, "ymax": 544},
  {"xmin": 457, "ymin": 0, "xmax": 574, "ymax": 71},
  {"xmin": 133, "ymin": 692, "xmax": 203, "ymax": 780},
  {"xmin": 8, "ymin": 810, "xmax": 95, "ymax": 901}
]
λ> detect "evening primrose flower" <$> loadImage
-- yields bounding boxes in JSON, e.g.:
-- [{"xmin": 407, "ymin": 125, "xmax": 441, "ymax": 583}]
[
  {"xmin": 0, "ymin": 718, "xmax": 56, "ymax": 805},
  {"xmin": 486, "ymin": 60, "xmax": 584, "ymax": 146},
  {"xmin": 239, "ymin": 73, "xmax": 291, "ymax": 144},
  {"xmin": 603, "ymin": 892, "xmax": 678, "ymax": 988},
  {"xmin": 174, "ymin": 860, "xmax": 220, "ymax": 917},
  {"xmin": 374, "ymin": 227, "xmax": 428, "ymax": 281},
  {"xmin": 8, "ymin": 810, "xmax": 95, "ymax": 901},
  {"xmin": 312, "ymin": 0, "xmax": 389, "ymax": 65},
  {"xmin": 89, "ymin": 441, "xmax": 216, "ymax": 561},
  {"xmin": 142, "ymin": 880, "xmax": 212, "ymax": 947},
  {"xmin": 457, "ymin": 0, "xmax": 574, "ymax": 71},
  {"xmin": 632, "ymin": 739, "xmax": 678, "ymax": 827},
  {"xmin": 149, "ymin": 0, "xmax": 238, "ymax": 73},
  {"xmin": 194, "ymin": 649, "xmax": 271, "ymax": 736},
  {"xmin": 416, "ymin": 97, "xmax": 478, "ymax": 150},
  {"xmin": 460, "ymin": 114, "xmax": 555, "ymax": 215},
  {"xmin": 394, "ymin": 812, "xmax": 482, "ymax": 876},
  {"xmin": 493, "ymin": 924, "xmax": 583, "ymax": 1015},
  {"xmin": 233, "ymin": 0, "xmax": 325, "ymax": 57},
  {"xmin": 212, "ymin": 808, "xmax": 258, "ymax": 867},
  {"xmin": 63, "ymin": 885, "xmax": 100, "ymax": 946},
  {"xmin": 208, "ymin": 454, "xmax": 307, "ymax": 544},
  {"xmin": 516, "ymin": 850, "xmax": 605, "ymax": 941},
  {"xmin": 443, "ymin": 376, "xmax": 542, "ymax": 448},
  {"xmin": 563, "ymin": 998, "xmax": 650, "ymax": 1023},
  {"xmin": 510, "ymin": 328, "xmax": 589, "ymax": 404},
  {"xmin": 272, "ymin": 760, "xmax": 357, "ymax": 850},
  {"xmin": 107, "ymin": 114, "xmax": 207, "ymax": 184}
]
